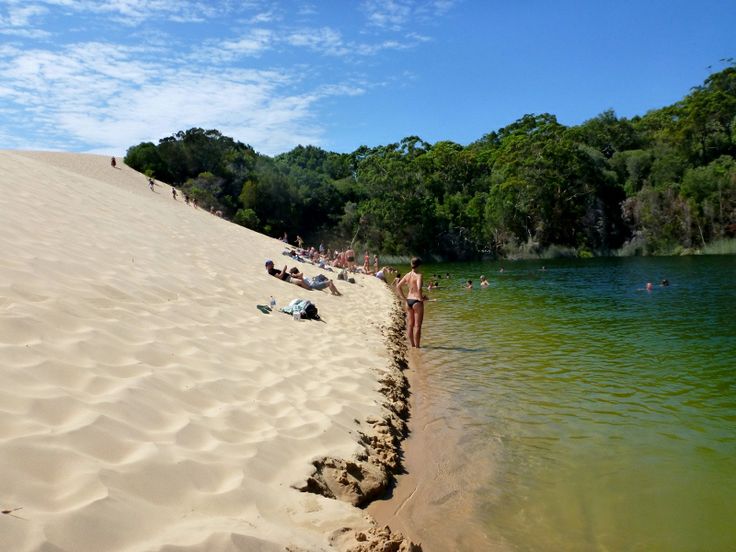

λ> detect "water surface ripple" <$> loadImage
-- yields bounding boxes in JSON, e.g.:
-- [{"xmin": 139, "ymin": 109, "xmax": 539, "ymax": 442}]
[{"xmin": 412, "ymin": 256, "xmax": 736, "ymax": 551}]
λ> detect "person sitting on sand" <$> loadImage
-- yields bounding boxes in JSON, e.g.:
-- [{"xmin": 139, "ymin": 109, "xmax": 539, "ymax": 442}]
[
  {"xmin": 289, "ymin": 267, "xmax": 342, "ymax": 296},
  {"xmin": 396, "ymin": 257, "xmax": 425, "ymax": 348}
]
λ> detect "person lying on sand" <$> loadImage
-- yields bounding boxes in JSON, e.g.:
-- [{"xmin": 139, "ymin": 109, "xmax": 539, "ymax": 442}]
[
  {"xmin": 289, "ymin": 267, "xmax": 342, "ymax": 296},
  {"xmin": 265, "ymin": 260, "xmax": 312, "ymax": 291},
  {"xmin": 266, "ymin": 260, "xmax": 341, "ymax": 295}
]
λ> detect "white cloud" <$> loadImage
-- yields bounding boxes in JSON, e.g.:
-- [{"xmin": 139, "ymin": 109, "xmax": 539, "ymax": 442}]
[
  {"xmin": 0, "ymin": 1, "xmax": 458, "ymax": 155},
  {"xmin": 285, "ymin": 27, "xmax": 347, "ymax": 55},
  {"xmin": 248, "ymin": 9, "xmax": 279, "ymax": 24},
  {"xmin": 0, "ymin": 0, "xmax": 228, "ymax": 30},
  {"xmin": 0, "ymin": 40, "xmax": 363, "ymax": 155},
  {"xmin": 361, "ymin": 0, "xmax": 458, "ymax": 30},
  {"xmin": 214, "ymin": 29, "xmax": 275, "ymax": 59},
  {"xmin": 362, "ymin": 0, "xmax": 413, "ymax": 30}
]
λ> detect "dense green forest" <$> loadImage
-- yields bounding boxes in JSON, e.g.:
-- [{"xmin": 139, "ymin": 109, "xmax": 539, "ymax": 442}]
[{"xmin": 125, "ymin": 65, "xmax": 736, "ymax": 259}]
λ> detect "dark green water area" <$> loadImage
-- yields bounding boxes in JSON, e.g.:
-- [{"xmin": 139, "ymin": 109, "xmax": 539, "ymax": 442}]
[{"xmin": 407, "ymin": 255, "xmax": 736, "ymax": 551}]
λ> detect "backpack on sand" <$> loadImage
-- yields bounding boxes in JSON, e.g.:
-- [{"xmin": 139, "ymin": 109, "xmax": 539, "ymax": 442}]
[{"xmin": 303, "ymin": 302, "xmax": 320, "ymax": 320}]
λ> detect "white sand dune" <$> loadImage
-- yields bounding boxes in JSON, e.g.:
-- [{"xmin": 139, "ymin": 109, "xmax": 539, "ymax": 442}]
[{"xmin": 0, "ymin": 151, "xmax": 412, "ymax": 551}]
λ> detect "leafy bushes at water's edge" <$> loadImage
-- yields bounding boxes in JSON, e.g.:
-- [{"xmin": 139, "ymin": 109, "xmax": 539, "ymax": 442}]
[{"xmin": 125, "ymin": 65, "xmax": 736, "ymax": 259}]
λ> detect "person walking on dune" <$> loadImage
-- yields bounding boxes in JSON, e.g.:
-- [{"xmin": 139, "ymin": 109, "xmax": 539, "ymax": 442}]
[
  {"xmin": 396, "ymin": 257, "xmax": 425, "ymax": 348},
  {"xmin": 111, "ymin": 156, "xmax": 117, "ymax": 168}
]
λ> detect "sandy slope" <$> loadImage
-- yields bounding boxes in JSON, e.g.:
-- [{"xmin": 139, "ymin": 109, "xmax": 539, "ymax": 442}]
[{"xmin": 0, "ymin": 151, "xmax": 404, "ymax": 551}]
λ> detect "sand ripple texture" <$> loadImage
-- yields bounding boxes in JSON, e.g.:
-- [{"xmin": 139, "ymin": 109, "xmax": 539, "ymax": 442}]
[{"xmin": 0, "ymin": 151, "xmax": 395, "ymax": 551}]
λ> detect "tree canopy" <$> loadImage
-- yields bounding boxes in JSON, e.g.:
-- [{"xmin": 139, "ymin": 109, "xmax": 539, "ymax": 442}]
[{"xmin": 125, "ymin": 65, "xmax": 736, "ymax": 258}]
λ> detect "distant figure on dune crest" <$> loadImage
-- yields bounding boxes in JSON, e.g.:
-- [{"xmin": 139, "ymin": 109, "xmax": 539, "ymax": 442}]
[
  {"xmin": 148, "ymin": 178, "xmax": 155, "ymax": 191},
  {"xmin": 396, "ymin": 257, "xmax": 425, "ymax": 348},
  {"xmin": 111, "ymin": 156, "xmax": 117, "ymax": 168},
  {"xmin": 172, "ymin": 187, "xmax": 177, "ymax": 200}
]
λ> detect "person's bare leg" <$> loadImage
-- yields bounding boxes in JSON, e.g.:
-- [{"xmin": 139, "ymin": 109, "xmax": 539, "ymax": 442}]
[
  {"xmin": 413, "ymin": 303, "xmax": 424, "ymax": 348},
  {"xmin": 406, "ymin": 307, "xmax": 416, "ymax": 348},
  {"xmin": 292, "ymin": 278, "xmax": 311, "ymax": 290}
]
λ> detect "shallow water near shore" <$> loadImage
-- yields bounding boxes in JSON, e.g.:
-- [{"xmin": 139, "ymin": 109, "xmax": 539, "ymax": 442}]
[{"xmin": 381, "ymin": 255, "xmax": 736, "ymax": 551}]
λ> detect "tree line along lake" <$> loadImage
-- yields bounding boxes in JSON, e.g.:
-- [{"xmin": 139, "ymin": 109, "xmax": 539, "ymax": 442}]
[{"xmin": 392, "ymin": 254, "xmax": 736, "ymax": 551}]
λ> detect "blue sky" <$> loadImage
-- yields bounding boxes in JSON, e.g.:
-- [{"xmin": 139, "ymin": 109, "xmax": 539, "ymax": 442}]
[{"xmin": 0, "ymin": 0, "xmax": 733, "ymax": 156}]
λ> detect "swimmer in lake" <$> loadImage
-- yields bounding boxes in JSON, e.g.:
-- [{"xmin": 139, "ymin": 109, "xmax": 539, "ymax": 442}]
[{"xmin": 396, "ymin": 257, "xmax": 425, "ymax": 348}]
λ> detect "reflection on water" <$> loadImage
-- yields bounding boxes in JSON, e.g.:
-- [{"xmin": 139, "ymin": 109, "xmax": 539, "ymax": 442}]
[{"xmin": 400, "ymin": 256, "xmax": 736, "ymax": 551}]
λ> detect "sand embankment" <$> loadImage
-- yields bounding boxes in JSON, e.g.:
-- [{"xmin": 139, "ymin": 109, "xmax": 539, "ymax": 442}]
[{"xmin": 0, "ymin": 151, "xmax": 417, "ymax": 551}]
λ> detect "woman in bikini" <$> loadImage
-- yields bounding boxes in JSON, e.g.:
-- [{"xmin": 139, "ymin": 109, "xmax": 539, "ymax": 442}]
[{"xmin": 396, "ymin": 257, "xmax": 425, "ymax": 348}]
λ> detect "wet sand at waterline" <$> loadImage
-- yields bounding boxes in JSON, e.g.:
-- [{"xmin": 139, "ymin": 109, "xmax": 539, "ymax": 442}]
[
  {"xmin": 0, "ymin": 151, "xmax": 415, "ymax": 551},
  {"xmin": 369, "ymin": 350, "xmax": 508, "ymax": 551}
]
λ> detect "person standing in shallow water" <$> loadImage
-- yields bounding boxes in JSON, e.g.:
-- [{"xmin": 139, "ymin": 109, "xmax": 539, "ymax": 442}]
[{"xmin": 396, "ymin": 257, "xmax": 425, "ymax": 348}]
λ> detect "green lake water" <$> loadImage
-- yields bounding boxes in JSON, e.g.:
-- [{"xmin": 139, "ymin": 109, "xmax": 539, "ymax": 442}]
[{"xmin": 405, "ymin": 255, "xmax": 736, "ymax": 551}]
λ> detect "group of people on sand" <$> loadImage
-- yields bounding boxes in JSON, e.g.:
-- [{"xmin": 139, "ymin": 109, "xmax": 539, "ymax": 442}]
[
  {"xmin": 266, "ymin": 233, "xmax": 428, "ymax": 347},
  {"xmin": 280, "ymin": 241, "xmax": 383, "ymax": 277}
]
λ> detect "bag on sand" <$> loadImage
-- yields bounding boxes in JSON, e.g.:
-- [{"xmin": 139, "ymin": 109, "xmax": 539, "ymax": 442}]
[{"xmin": 303, "ymin": 302, "xmax": 320, "ymax": 320}]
